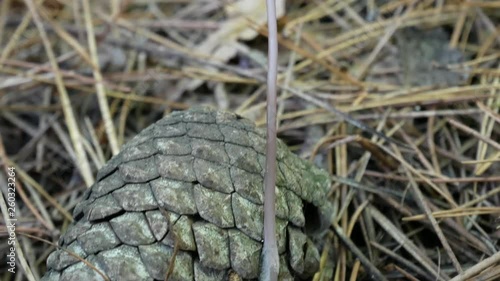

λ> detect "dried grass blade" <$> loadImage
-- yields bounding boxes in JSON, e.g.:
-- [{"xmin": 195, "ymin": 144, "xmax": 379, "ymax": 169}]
[
  {"xmin": 23, "ymin": 0, "xmax": 94, "ymax": 187},
  {"xmin": 82, "ymin": 0, "xmax": 120, "ymax": 155}
]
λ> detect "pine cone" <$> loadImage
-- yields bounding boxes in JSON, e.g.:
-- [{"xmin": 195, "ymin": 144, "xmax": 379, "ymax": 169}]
[{"xmin": 41, "ymin": 107, "xmax": 331, "ymax": 281}]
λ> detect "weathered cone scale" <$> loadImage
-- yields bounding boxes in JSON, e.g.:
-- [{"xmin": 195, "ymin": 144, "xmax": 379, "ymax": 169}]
[{"xmin": 42, "ymin": 107, "xmax": 332, "ymax": 281}]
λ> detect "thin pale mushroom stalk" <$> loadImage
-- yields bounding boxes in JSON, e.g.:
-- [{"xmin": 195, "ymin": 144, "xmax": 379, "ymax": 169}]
[{"xmin": 261, "ymin": 0, "xmax": 279, "ymax": 279}]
